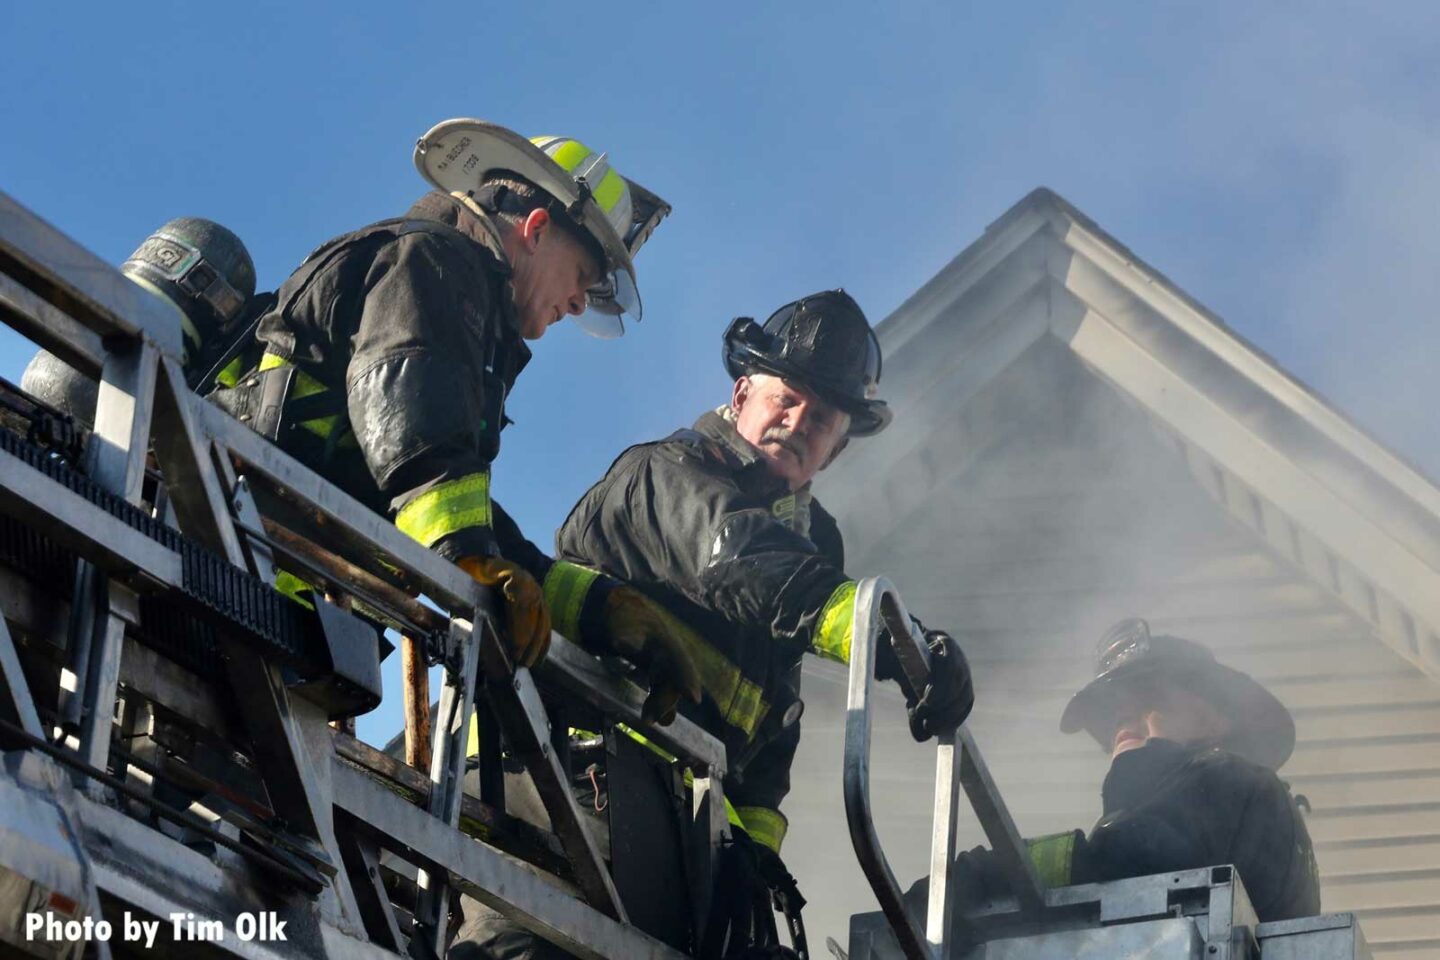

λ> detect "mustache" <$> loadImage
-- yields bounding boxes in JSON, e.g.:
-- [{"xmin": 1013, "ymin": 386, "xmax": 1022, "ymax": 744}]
[{"xmin": 761, "ymin": 428, "xmax": 804, "ymax": 461}]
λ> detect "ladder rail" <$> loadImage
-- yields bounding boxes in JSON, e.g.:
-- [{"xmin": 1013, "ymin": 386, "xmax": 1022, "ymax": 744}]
[
  {"xmin": 0, "ymin": 188, "xmax": 729, "ymax": 959},
  {"xmin": 843, "ymin": 576, "xmax": 1045, "ymax": 960}
]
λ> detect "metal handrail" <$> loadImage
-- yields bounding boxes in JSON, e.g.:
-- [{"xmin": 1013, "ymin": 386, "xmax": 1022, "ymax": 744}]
[{"xmin": 843, "ymin": 577, "xmax": 1045, "ymax": 960}]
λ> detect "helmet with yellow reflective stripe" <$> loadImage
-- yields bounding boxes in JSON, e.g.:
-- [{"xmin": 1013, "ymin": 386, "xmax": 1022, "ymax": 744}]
[{"xmin": 413, "ymin": 119, "xmax": 670, "ymax": 338}]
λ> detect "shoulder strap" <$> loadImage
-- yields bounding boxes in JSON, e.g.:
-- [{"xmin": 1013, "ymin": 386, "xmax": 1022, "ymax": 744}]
[{"xmin": 194, "ymin": 218, "xmax": 481, "ymax": 395}]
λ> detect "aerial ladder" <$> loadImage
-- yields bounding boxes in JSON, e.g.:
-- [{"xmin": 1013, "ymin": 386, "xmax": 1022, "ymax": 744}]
[{"xmin": 0, "ymin": 190, "xmax": 1371, "ymax": 959}]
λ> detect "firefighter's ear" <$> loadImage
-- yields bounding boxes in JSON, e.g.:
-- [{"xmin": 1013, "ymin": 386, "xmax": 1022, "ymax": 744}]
[
  {"xmin": 516, "ymin": 208, "xmax": 551, "ymax": 253},
  {"xmin": 730, "ymin": 376, "xmax": 753, "ymax": 417}
]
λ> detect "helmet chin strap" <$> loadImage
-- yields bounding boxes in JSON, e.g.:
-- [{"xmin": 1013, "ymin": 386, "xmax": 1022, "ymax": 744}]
[{"xmin": 450, "ymin": 191, "xmax": 490, "ymax": 221}]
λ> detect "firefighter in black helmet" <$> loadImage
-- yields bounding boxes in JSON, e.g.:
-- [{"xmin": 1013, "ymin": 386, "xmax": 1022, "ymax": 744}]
[
  {"xmin": 720, "ymin": 290, "xmax": 893, "ymax": 438},
  {"xmin": 478, "ymin": 290, "xmax": 973, "ymax": 957},
  {"xmin": 558, "ymin": 289, "xmax": 971, "ymax": 827},
  {"xmin": 905, "ymin": 619, "xmax": 1320, "ymax": 926}
]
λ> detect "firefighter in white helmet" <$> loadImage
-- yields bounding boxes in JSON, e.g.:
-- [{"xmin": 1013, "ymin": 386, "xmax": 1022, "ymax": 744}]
[{"xmin": 209, "ymin": 119, "xmax": 700, "ymax": 719}]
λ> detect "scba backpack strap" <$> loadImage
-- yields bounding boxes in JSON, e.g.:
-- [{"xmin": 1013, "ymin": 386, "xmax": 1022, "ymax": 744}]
[{"xmin": 195, "ymin": 218, "xmax": 470, "ymax": 397}]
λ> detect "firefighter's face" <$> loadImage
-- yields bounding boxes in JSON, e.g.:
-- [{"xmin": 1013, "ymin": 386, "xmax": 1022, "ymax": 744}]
[
  {"xmin": 506, "ymin": 209, "xmax": 602, "ymax": 340},
  {"xmin": 731, "ymin": 374, "xmax": 851, "ymax": 490},
  {"xmin": 1096, "ymin": 677, "xmax": 1232, "ymax": 759}
]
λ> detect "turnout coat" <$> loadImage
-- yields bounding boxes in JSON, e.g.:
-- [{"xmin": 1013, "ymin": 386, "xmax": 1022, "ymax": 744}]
[{"xmin": 555, "ymin": 409, "xmax": 858, "ymax": 853}]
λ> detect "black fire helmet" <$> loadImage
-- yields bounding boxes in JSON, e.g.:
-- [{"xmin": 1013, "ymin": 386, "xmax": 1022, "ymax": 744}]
[
  {"xmin": 1061, "ymin": 618, "xmax": 1296, "ymax": 770},
  {"xmin": 722, "ymin": 290, "xmax": 892, "ymax": 437}
]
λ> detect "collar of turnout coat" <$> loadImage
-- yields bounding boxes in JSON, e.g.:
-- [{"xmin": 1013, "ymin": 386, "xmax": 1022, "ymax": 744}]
[
  {"xmin": 405, "ymin": 191, "xmax": 518, "ymax": 289},
  {"xmin": 692, "ymin": 408, "xmax": 814, "ymax": 537}
]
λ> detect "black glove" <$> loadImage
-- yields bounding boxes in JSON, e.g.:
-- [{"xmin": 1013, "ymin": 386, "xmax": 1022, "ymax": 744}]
[
  {"xmin": 903, "ymin": 844, "xmax": 1008, "ymax": 920},
  {"xmin": 901, "ymin": 845, "xmax": 1012, "ymax": 945},
  {"xmin": 907, "ymin": 629, "xmax": 974, "ymax": 742},
  {"xmin": 706, "ymin": 829, "xmax": 807, "ymax": 959},
  {"xmin": 873, "ymin": 615, "xmax": 928, "ymax": 686}
]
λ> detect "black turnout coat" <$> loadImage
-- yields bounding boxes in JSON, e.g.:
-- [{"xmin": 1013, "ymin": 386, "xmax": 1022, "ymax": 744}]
[
  {"xmin": 907, "ymin": 738, "xmax": 1321, "ymax": 924},
  {"xmin": 1077, "ymin": 738, "xmax": 1320, "ymax": 921},
  {"xmin": 210, "ymin": 191, "xmax": 565, "ymax": 582},
  {"xmin": 555, "ymin": 409, "xmax": 856, "ymax": 848}
]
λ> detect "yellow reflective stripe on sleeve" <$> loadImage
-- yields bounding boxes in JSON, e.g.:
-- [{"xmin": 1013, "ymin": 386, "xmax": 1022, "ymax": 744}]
[
  {"xmin": 216, "ymin": 356, "xmax": 245, "ymax": 388},
  {"xmin": 548, "ymin": 139, "xmax": 592, "ymax": 173},
  {"xmin": 1026, "ymin": 831, "xmax": 1077, "ymax": 888},
  {"xmin": 543, "ymin": 561, "xmax": 601, "ymax": 642},
  {"xmin": 592, "ymin": 168, "xmax": 625, "ymax": 215},
  {"xmin": 814, "ymin": 580, "xmax": 857, "ymax": 664},
  {"xmin": 259, "ymin": 351, "xmax": 327, "ymax": 399},
  {"xmin": 559, "ymin": 597, "xmax": 771, "ymax": 741},
  {"xmin": 395, "ymin": 472, "xmax": 493, "ymax": 549},
  {"xmin": 726, "ymin": 677, "xmax": 768, "ymax": 739},
  {"xmin": 633, "ymin": 602, "xmax": 770, "ymax": 739},
  {"xmin": 736, "ymin": 806, "xmax": 788, "ymax": 854}
]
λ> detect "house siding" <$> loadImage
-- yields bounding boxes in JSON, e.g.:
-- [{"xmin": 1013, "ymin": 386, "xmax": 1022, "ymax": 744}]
[{"xmin": 786, "ymin": 336, "xmax": 1440, "ymax": 956}]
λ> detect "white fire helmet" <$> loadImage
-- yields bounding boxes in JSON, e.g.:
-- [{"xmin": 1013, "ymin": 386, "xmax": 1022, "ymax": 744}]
[{"xmin": 414, "ymin": 119, "xmax": 669, "ymax": 338}]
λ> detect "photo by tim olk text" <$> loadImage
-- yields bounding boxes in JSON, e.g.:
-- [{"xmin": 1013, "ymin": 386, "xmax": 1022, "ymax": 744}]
[{"xmin": 27, "ymin": 910, "xmax": 287, "ymax": 948}]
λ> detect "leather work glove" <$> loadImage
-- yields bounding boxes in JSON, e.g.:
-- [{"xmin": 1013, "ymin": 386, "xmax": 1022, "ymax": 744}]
[
  {"xmin": 907, "ymin": 629, "xmax": 975, "ymax": 742},
  {"xmin": 456, "ymin": 556, "xmax": 551, "ymax": 668},
  {"xmin": 601, "ymin": 586, "xmax": 703, "ymax": 726}
]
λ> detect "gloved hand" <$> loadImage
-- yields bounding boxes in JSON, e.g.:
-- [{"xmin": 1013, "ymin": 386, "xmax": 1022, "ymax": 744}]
[
  {"xmin": 601, "ymin": 586, "xmax": 703, "ymax": 725},
  {"xmin": 707, "ymin": 827, "xmax": 806, "ymax": 959},
  {"xmin": 904, "ymin": 844, "xmax": 1015, "ymax": 923},
  {"xmin": 904, "ymin": 830, "xmax": 1083, "ymax": 920},
  {"xmin": 456, "ymin": 556, "xmax": 551, "ymax": 668},
  {"xmin": 906, "ymin": 629, "xmax": 974, "ymax": 742}
]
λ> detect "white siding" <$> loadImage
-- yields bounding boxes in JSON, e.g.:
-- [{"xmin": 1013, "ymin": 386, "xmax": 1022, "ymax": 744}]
[{"xmin": 786, "ymin": 340, "xmax": 1440, "ymax": 956}]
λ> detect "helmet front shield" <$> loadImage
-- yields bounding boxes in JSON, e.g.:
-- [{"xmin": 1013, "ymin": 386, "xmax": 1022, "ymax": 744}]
[
  {"xmin": 573, "ymin": 268, "xmax": 640, "ymax": 339},
  {"xmin": 576, "ymin": 176, "xmax": 669, "ymax": 337}
]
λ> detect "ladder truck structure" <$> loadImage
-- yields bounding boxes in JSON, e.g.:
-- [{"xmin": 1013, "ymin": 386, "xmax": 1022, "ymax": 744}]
[{"xmin": 0, "ymin": 191, "xmax": 1370, "ymax": 959}]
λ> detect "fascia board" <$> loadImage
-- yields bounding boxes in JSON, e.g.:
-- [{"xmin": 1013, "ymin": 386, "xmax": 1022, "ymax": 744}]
[
  {"xmin": 882, "ymin": 234, "xmax": 1055, "ymax": 412},
  {"xmin": 877, "ymin": 189, "xmax": 1054, "ymax": 358},
  {"xmin": 1060, "ymin": 301, "xmax": 1440, "ymax": 680},
  {"xmin": 1046, "ymin": 199, "xmax": 1440, "ymax": 532},
  {"xmin": 823, "ymin": 280, "xmax": 1053, "ymax": 540},
  {"xmin": 1052, "ymin": 240, "xmax": 1440, "ymax": 562},
  {"xmin": 854, "ymin": 187, "xmax": 1440, "ymax": 679}
]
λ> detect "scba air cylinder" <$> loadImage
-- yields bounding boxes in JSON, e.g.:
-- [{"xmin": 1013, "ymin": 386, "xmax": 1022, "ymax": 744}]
[{"xmin": 20, "ymin": 217, "xmax": 255, "ymax": 425}]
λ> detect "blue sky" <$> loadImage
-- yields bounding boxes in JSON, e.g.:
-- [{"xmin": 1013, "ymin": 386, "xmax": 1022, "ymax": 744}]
[{"xmin": 4, "ymin": 3, "xmax": 1438, "ymax": 745}]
